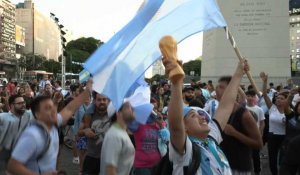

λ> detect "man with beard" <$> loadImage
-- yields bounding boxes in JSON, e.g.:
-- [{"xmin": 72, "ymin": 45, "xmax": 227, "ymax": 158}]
[
  {"xmin": 183, "ymin": 86, "xmax": 195, "ymax": 106},
  {"xmin": 6, "ymin": 80, "xmax": 92, "ymax": 175},
  {"xmin": 0, "ymin": 95, "xmax": 32, "ymax": 173},
  {"xmin": 100, "ymin": 101, "xmax": 135, "ymax": 175},
  {"xmin": 78, "ymin": 92, "xmax": 110, "ymax": 175}
]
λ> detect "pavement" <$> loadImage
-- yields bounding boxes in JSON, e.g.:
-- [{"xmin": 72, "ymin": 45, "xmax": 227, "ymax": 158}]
[{"xmin": 59, "ymin": 145, "xmax": 272, "ymax": 175}]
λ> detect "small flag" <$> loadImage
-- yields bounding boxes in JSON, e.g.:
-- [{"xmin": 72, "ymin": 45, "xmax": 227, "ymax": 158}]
[{"xmin": 79, "ymin": 69, "xmax": 90, "ymax": 84}]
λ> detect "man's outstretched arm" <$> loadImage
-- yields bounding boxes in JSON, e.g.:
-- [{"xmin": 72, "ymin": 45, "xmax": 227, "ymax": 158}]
[{"xmin": 163, "ymin": 58, "xmax": 186, "ymax": 154}]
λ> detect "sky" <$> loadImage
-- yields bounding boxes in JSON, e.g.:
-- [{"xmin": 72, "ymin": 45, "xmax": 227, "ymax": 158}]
[{"xmin": 11, "ymin": 0, "xmax": 203, "ymax": 63}]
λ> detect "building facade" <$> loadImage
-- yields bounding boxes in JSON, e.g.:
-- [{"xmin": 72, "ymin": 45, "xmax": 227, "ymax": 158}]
[
  {"xmin": 152, "ymin": 60, "xmax": 164, "ymax": 76},
  {"xmin": 0, "ymin": 0, "xmax": 16, "ymax": 59},
  {"xmin": 290, "ymin": 15, "xmax": 300, "ymax": 72},
  {"xmin": 16, "ymin": 0, "xmax": 61, "ymax": 61},
  {"xmin": 0, "ymin": 0, "xmax": 16, "ymax": 77}
]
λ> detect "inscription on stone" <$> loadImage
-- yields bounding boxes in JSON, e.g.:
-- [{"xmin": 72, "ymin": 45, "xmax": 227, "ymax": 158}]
[{"xmin": 233, "ymin": 1, "xmax": 271, "ymax": 36}]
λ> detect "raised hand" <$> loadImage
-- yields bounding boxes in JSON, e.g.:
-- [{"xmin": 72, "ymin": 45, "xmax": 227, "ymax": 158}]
[
  {"xmin": 85, "ymin": 78, "xmax": 93, "ymax": 92},
  {"xmin": 161, "ymin": 58, "xmax": 184, "ymax": 84},
  {"xmin": 260, "ymin": 72, "xmax": 268, "ymax": 82},
  {"xmin": 290, "ymin": 87, "xmax": 298, "ymax": 95},
  {"xmin": 236, "ymin": 58, "xmax": 249, "ymax": 76}
]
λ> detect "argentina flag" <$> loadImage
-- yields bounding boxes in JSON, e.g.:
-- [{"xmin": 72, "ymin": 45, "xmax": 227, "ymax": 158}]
[{"xmin": 84, "ymin": 0, "xmax": 227, "ymax": 109}]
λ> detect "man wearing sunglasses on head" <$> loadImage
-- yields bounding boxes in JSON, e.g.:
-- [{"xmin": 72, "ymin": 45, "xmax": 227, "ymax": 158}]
[{"xmin": 162, "ymin": 57, "xmax": 248, "ymax": 175}]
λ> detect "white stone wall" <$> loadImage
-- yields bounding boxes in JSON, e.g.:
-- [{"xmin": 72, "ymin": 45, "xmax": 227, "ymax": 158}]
[{"xmin": 202, "ymin": 0, "xmax": 291, "ymax": 82}]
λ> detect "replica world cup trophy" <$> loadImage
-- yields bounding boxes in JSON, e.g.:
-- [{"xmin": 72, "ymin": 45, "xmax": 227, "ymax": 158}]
[{"xmin": 159, "ymin": 36, "xmax": 185, "ymax": 83}]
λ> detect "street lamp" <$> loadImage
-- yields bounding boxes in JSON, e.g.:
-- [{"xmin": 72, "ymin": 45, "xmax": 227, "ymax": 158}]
[{"xmin": 50, "ymin": 12, "xmax": 67, "ymax": 89}]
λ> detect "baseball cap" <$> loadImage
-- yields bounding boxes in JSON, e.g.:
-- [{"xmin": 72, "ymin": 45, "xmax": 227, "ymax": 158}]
[{"xmin": 183, "ymin": 86, "xmax": 195, "ymax": 92}]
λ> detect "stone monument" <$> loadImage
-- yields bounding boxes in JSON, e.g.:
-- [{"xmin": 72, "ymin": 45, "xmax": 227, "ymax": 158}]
[{"xmin": 201, "ymin": 0, "xmax": 290, "ymax": 86}]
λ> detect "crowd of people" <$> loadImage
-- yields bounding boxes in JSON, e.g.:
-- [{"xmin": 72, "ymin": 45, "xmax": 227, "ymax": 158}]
[{"xmin": 0, "ymin": 59, "xmax": 300, "ymax": 175}]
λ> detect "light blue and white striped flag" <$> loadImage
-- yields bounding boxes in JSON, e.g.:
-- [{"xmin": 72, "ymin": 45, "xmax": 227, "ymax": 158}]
[{"xmin": 84, "ymin": 0, "xmax": 227, "ymax": 109}]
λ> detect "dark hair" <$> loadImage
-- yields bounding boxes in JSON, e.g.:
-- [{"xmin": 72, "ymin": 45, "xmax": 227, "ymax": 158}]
[
  {"xmin": 247, "ymin": 85, "xmax": 254, "ymax": 91},
  {"xmin": 218, "ymin": 76, "xmax": 232, "ymax": 84},
  {"xmin": 18, "ymin": 87, "xmax": 25, "ymax": 94},
  {"xmin": 70, "ymin": 84, "xmax": 80, "ymax": 92},
  {"xmin": 56, "ymin": 80, "xmax": 62, "ymax": 86},
  {"xmin": 189, "ymin": 99, "xmax": 204, "ymax": 108},
  {"xmin": 269, "ymin": 82, "xmax": 274, "ymax": 87},
  {"xmin": 8, "ymin": 94, "xmax": 24, "ymax": 105},
  {"xmin": 92, "ymin": 91, "xmax": 98, "ymax": 100},
  {"xmin": 151, "ymin": 85, "xmax": 158, "ymax": 95},
  {"xmin": 245, "ymin": 90, "xmax": 256, "ymax": 96},
  {"xmin": 208, "ymin": 80, "xmax": 213, "ymax": 84},
  {"xmin": 110, "ymin": 103, "xmax": 126, "ymax": 124},
  {"xmin": 31, "ymin": 96, "xmax": 52, "ymax": 119},
  {"xmin": 161, "ymin": 82, "xmax": 168, "ymax": 87},
  {"xmin": 277, "ymin": 91, "xmax": 289, "ymax": 99},
  {"xmin": 193, "ymin": 85, "xmax": 201, "ymax": 90},
  {"xmin": 276, "ymin": 85, "xmax": 282, "ymax": 92}
]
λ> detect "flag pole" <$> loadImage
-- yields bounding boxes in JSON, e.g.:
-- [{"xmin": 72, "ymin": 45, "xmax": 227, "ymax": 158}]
[{"xmin": 224, "ymin": 27, "xmax": 260, "ymax": 96}]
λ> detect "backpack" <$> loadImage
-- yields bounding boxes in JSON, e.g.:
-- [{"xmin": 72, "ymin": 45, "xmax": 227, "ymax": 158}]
[
  {"xmin": 0, "ymin": 121, "xmax": 51, "ymax": 164},
  {"xmin": 152, "ymin": 141, "xmax": 201, "ymax": 175}
]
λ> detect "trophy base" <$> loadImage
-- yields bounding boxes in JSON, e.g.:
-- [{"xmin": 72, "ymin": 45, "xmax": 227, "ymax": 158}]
[{"xmin": 169, "ymin": 66, "xmax": 185, "ymax": 84}]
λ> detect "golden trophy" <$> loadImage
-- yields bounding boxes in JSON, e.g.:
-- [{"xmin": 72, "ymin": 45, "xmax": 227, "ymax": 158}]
[{"xmin": 159, "ymin": 36, "xmax": 185, "ymax": 83}]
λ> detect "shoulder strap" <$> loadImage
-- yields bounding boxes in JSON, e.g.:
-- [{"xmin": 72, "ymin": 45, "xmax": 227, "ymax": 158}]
[
  {"xmin": 186, "ymin": 142, "xmax": 201, "ymax": 175},
  {"xmin": 30, "ymin": 121, "xmax": 51, "ymax": 160},
  {"xmin": 151, "ymin": 141, "xmax": 173, "ymax": 175},
  {"xmin": 152, "ymin": 141, "xmax": 201, "ymax": 175}
]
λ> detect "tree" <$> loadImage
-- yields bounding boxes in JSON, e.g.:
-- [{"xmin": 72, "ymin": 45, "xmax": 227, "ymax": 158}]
[
  {"xmin": 18, "ymin": 37, "xmax": 103, "ymax": 77},
  {"xmin": 19, "ymin": 54, "xmax": 47, "ymax": 70},
  {"xmin": 183, "ymin": 59, "xmax": 201, "ymax": 76},
  {"xmin": 19, "ymin": 53, "xmax": 61, "ymax": 75},
  {"xmin": 65, "ymin": 37, "xmax": 103, "ymax": 73},
  {"xmin": 151, "ymin": 74, "xmax": 166, "ymax": 83}
]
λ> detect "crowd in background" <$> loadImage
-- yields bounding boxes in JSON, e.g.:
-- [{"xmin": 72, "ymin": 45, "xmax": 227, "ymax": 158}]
[{"xmin": 0, "ymin": 71, "xmax": 300, "ymax": 175}]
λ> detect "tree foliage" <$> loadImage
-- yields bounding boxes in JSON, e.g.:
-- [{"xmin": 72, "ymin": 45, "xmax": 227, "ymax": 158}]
[
  {"xmin": 65, "ymin": 37, "xmax": 103, "ymax": 73},
  {"xmin": 151, "ymin": 74, "xmax": 166, "ymax": 83},
  {"xmin": 17, "ymin": 37, "xmax": 103, "ymax": 77},
  {"xmin": 19, "ymin": 54, "xmax": 61, "ymax": 75},
  {"xmin": 183, "ymin": 59, "xmax": 201, "ymax": 76}
]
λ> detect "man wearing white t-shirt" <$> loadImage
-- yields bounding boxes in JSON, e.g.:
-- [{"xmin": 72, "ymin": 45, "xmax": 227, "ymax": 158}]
[
  {"xmin": 246, "ymin": 90, "xmax": 265, "ymax": 175},
  {"xmin": 7, "ymin": 80, "xmax": 92, "ymax": 175}
]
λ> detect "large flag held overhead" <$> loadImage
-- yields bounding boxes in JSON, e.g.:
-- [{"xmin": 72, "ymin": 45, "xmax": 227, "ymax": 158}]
[{"xmin": 84, "ymin": 0, "xmax": 227, "ymax": 109}]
